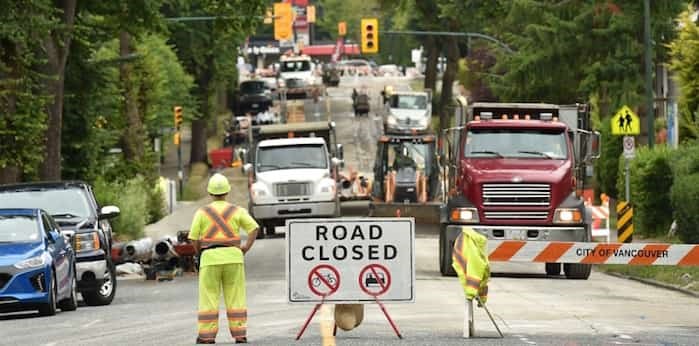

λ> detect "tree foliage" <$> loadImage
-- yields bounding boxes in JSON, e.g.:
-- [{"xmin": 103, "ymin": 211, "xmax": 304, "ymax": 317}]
[{"xmin": 668, "ymin": 6, "xmax": 699, "ymax": 141}]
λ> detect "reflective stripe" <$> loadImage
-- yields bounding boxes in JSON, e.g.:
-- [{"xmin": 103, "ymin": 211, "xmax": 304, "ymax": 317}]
[
  {"xmin": 200, "ymin": 205, "xmax": 240, "ymax": 248},
  {"xmin": 227, "ymin": 310, "xmax": 247, "ymax": 320},
  {"xmin": 466, "ymin": 276, "xmax": 481, "ymax": 289},
  {"xmin": 230, "ymin": 327, "xmax": 247, "ymax": 337},
  {"xmin": 198, "ymin": 330, "xmax": 218, "ymax": 339},
  {"xmin": 452, "ymin": 233, "xmax": 468, "ymax": 277},
  {"xmin": 198, "ymin": 311, "xmax": 219, "ymax": 319}
]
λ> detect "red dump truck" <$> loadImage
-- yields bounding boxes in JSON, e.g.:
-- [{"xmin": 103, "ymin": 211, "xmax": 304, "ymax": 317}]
[{"xmin": 439, "ymin": 101, "xmax": 600, "ymax": 279}]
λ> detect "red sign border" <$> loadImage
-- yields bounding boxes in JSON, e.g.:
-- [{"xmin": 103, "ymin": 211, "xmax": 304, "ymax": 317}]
[
  {"xmin": 358, "ymin": 263, "xmax": 392, "ymax": 297},
  {"xmin": 307, "ymin": 264, "xmax": 340, "ymax": 297}
]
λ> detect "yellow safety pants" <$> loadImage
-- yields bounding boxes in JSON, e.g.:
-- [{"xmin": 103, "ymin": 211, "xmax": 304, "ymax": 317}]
[{"xmin": 197, "ymin": 263, "xmax": 247, "ymax": 342}]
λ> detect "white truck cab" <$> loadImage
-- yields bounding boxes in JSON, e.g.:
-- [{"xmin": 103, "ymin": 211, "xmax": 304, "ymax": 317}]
[
  {"xmin": 279, "ymin": 55, "xmax": 316, "ymax": 86},
  {"xmin": 384, "ymin": 91, "xmax": 432, "ymax": 133},
  {"xmin": 245, "ymin": 137, "xmax": 341, "ymax": 237}
]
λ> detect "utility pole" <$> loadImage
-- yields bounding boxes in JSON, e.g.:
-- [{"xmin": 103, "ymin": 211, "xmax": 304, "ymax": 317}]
[{"xmin": 644, "ymin": 0, "xmax": 654, "ymax": 147}]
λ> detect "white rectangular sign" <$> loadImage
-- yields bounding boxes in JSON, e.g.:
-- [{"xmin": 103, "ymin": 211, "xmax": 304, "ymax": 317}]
[{"xmin": 286, "ymin": 218, "xmax": 415, "ymax": 304}]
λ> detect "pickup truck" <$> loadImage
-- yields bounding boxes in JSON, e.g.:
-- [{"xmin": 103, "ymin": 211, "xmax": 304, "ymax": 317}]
[{"xmin": 0, "ymin": 181, "xmax": 120, "ymax": 305}]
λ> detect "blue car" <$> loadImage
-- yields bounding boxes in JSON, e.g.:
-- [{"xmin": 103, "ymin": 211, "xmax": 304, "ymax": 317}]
[{"xmin": 0, "ymin": 208, "xmax": 78, "ymax": 316}]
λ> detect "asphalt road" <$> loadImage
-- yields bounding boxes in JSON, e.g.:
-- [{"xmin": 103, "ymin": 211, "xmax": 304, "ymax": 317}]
[{"xmin": 2, "ymin": 76, "xmax": 698, "ymax": 345}]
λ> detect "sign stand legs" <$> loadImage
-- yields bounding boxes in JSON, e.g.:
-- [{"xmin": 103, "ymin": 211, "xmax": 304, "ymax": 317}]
[
  {"xmin": 374, "ymin": 296, "xmax": 403, "ymax": 339},
  {"xmin": 296, "ymin": 295, "xmax": 326, "ymax": 341},
  {"xmin": 463, "ymin": 297, "xmax": 503, "ymax": 338}
]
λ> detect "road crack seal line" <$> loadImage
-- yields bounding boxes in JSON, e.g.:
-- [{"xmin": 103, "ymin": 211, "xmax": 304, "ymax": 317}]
[{"xmin": 573, "ymin": 314, "xmax": 601, "ymax": 335}]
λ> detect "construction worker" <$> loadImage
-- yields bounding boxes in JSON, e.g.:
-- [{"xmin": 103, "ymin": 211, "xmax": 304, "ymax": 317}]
[{"xmin": 190, "ymin": 173, "xmax": 259, "ymax": 344}]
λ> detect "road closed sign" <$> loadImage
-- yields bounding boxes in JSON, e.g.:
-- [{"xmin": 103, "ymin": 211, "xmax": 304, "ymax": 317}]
[{"xmin": 287, "ymin": 218, "xmax": 415, "ymax": 304}]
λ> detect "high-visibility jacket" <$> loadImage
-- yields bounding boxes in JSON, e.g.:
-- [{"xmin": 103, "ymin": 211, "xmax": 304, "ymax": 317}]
[
  {"xmin": 452, "ymin": 227, "xmax": 490, "ymax": 303},
  {"xmin": 188, "ymin": 201, "xmax": 258, "ymax": 266}
]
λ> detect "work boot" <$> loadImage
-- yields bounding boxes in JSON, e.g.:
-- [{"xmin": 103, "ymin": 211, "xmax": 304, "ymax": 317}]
[
  {"xmin": 234, "ymin": 337, "xmax": 248, "ymax": 343},
  {"xmin": 196, "ymin": 337, "xmax": 215, "ymax": 344}
]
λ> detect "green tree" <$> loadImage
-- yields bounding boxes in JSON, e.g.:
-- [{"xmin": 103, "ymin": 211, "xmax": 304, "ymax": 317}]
[
  {"xmin": 166, "ymin": 0, "xmax": 267, "ymax": 164},
  {"xmin": 668, "ymin": 7, "xmax": 699, "ymax": 141},
  {"xmin": 0, "ymin": 1, "xmax": 55, "ymax": 183}
]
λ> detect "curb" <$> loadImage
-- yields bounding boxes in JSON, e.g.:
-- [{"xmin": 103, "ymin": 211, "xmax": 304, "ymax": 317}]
[{"xmin": 601, "ymin": 271, "xmax": 699, "ymax": 298}]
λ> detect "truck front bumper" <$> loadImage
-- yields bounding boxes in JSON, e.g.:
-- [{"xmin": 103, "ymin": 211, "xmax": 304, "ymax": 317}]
[
  {"xmin": 444, "ymin": 224, "xmax": 589, "ymax": 249},
  {"xmin": 252, "ymin": 201, "xmax": 337, "ymax": 220}
]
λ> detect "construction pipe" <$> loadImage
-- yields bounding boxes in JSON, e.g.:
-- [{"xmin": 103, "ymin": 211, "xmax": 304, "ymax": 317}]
[{"xmin": 123, "ymin": 237, "xmax": 153, "ymax": 263}]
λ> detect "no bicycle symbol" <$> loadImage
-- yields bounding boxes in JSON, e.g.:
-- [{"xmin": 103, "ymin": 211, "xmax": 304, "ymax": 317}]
[
  {"xmin": 307, "ymin": 264, "xmax": 340, "ymax": 297},
  {"xmin": 359, "ymin": 263, "xmax": 392, "ymax": 297}
]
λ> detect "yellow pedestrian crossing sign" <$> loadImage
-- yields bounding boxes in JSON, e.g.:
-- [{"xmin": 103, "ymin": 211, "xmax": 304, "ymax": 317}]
[{"xmin": 611, "ymin": 105, "xmax": 640, "ymax": 136}]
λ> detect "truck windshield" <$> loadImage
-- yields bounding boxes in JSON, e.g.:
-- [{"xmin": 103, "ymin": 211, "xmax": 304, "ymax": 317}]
[
  {"xmin": 390, "ymin": 95, "xmax": 427, "ymax": 109},
  {"xmin": 281, "ymin": 60, "xmax": 311, "ymax": 72},
  {"xmin": 0, "ymin": 214, "xmax": 40, "ymax": 243},
  {"xmin": 0, "ymin": 188, "xmax": 92, "ymax": 220},
  {"xmin": 464, "ymin": 129, "xmax": 568, "ymax": 159},
  {"xmin": 257, "ymin": 144, "xmax": 327, "ymax": 172}
]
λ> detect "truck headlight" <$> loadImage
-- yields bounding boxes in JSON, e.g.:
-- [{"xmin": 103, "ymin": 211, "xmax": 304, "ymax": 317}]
[
  {"xmin": 387, "ymin": 115, "xmax": 397, "ymax": 126},
  {"xmin": 450, "ymin": 208, "xmax": 479, "ymax": 223},
  {"xmin": 74, "ymin": 231, "xmax": 100, "ymax": 252},
  {"xmin": 14, "ymin": 254, "xmax": 48, "ymax": 269},
  {"xmin": 251, "ymin": 183, "xmax": 271, "ymax": 202},
  {"xmin": 553, "ymin": 208, "xmax": 582, "ymax": 224},
  {"xmin": 318, "ymin": 178, "xmax": 336, "ymax": 195}
]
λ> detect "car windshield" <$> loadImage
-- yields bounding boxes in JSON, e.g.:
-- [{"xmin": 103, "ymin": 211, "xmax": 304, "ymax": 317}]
[
  {"xmin": 281, "ymin": 61, "xmax": 311, "ymax": 72},
  {"xmin": 464, "ymin": 129, "xmax": 568, "ymax": 159},
  {"xmin": 240, "ymin": 82, "xmax": 266, "ymax": 94},
  {"xmin": 0, "ymin": 188, "xmax": 92, "ymax": 220},
  {"xmin": 390, "ymin": 95, "xmax": 427, "ymax": 110},
  {"xmin": 386, "ymin": 142, "xmax": 433, "ymax": 176},
  {"xmin": 257, "ymin": 144, "xmax": 328, "ymax": 172},
  {"xmin": 0, "ymin": 214, "xmax": 40, "ymax": 243}
]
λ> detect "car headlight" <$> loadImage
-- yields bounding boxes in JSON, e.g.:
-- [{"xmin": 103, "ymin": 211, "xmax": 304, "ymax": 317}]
[
  {"xmin": 14, "ymin": 254, "xmax": 48, "ymax": 269},
  {"xmin": 73, "ymin": 231, "xmax": 100, "ymax": 252},
  {"xmin": 553, "ymin": 208, "xmax": 582, "ymax": 224},
  {"xmin": 450, "ymin": 208, "xmax": 479, "ymax": 223}
]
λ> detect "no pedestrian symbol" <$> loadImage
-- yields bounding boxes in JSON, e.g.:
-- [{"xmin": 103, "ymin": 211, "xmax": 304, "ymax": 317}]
[
  {"xmin": 359, "ymin": 263, "xmax": 391, "ymax": 297},
  {"xmin": 307, "ymin": 264, "xmax": 340, "ymax": 297},
  {"xmin": 611, "ymin": 105, "xmax": 640, "ymax": 136}
]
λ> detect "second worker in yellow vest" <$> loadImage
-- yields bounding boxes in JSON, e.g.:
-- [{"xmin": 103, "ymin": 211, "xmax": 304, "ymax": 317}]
[{"xmin": 189, "ymin": 173, "xmax": 259, "ymax": 344}]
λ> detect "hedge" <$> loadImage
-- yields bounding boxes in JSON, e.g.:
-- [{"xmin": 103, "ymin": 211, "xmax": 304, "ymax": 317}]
[
  {"xmin": 670, "ymin": 173, "xmax": 699, "ymax": 244},
  {"xmin": 616, "ymin": 145, "xmax": 674, "ymax": 238}
]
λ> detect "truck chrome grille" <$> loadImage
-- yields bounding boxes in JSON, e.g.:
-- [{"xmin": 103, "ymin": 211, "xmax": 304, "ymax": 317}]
[
  {"xmin": 275, "ymin": 182, "xmax": 311, "ymax": 197},
  {"xmin": 482, "ymin": 183, "xmax": 550, "ymax": 206},
  {"xmin": 483, "ymin": 211, "xmax": 549, "ymax": 220}
]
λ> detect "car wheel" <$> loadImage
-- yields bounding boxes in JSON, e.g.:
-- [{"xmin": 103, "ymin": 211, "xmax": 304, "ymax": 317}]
[
  {"xmin": 564, "ymin": 263, "xmax": 591, "ymax": 280},
  {"xmin": 545, "ymin": 262, "xmax": 561, "ymax": 276},
  {"xmin": 39, "ymin": 271, "xmax": 57, "ymax": 316},
  {"xmin": 83, "ymin": 260, "xmax": 117, "ymax": 306},
  {"xmin": 58, "ymin": 268, "xmax": 78, "ymax": 311}
]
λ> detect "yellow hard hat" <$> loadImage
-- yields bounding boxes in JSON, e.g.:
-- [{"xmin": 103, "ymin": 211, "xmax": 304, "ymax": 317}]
[{"xmin": 207, "ymin": 173, "xmax": 231, "ymax": 195}]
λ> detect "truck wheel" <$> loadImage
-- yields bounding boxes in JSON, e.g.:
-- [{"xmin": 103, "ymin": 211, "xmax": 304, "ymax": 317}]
[
  {"xmin": 264, "ymin": 221, "xmax": 276, "ymax": 237},
  {"xmin": 564, "ymin": 263, "xmax": 591, "ymax": 280},
  {"xmin": 439, "ymin": 225, "xmax": 456, "ymax": 277},
  {"xmin": 83, "ymin": 259, "xmax": 117, "ymax": 306},
  {"xmin": 545, "ymin": 263, "xmax": 561, "ymax": 276},
  {"xmin": 256, "ymin": 223, "xmax": 267, "ymax": 239}
]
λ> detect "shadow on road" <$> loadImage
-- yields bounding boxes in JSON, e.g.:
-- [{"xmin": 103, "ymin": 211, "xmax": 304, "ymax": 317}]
[{"xmin": 491, "ymin": 272, "xmax": 567, "ymax": 280}]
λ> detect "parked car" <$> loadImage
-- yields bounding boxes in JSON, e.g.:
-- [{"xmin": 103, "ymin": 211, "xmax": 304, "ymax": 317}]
[
  {"xmin": 282, "ymin": 78, "xmax": 310, "ymax": 99},
  {"xmin": 237, "ymin": 80, "xmax": 274, "ymax": 116},
  {"xmin": 0, "ymin": 208, "xmax": 78, "ymax": 316},
  {"xmin": 0, "ymin": 181, "xmax": 120, "ymax": 306}
]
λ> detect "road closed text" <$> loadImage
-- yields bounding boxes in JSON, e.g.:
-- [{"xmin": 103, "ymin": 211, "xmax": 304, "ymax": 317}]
[{"xmin": 301, "ymin": 224, "xmax": 398, "ymax": 261}]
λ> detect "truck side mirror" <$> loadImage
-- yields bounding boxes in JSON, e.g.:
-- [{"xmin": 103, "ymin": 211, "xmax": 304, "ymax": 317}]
[
  {"xmin": 243, "ymin": 163, "xmax": 253, "ymax": 174},
  {"xmin": 336, "ymin": 144, "xmax": 344, "ymax": 161},
  {"xmin": 331, "ymin": 157, "xmax": 344, "ymax": 168}
]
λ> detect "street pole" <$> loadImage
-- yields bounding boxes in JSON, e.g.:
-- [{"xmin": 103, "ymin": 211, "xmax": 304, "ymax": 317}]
[
  {"xmin": 177, "ymin": 132, "xmax": 183, "ymax": 199},
  {"xmin": 644, "ymin": 0, "xmax": 654, "ymax": 148},
  {"xmin": 625, "ymin": 157, "xmax": 630, "ymax": 202}
]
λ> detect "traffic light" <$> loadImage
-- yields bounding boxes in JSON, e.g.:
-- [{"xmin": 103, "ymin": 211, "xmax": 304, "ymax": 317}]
[
  {"xmin": 274, "ymin": 2, "xmax": 293, "ymax": 41},
  {"xmin": 307, "ymin": 5, "xmax": 316, "ymax": 24},
  {"xmin": 360, "ymin": 18, "xmax": 379, "ymax": 54},
  {"xmin": 338, "ymin": 21, "xmax": 347, "ymax": 37},
  {"xmin": 174, "ymin": 106, "xmax": 183, "ymax": 129}
]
